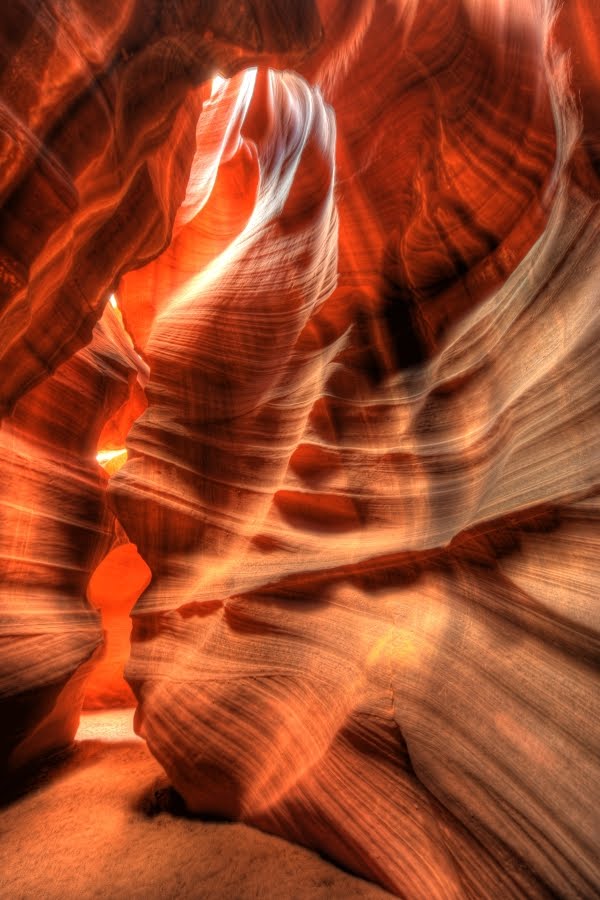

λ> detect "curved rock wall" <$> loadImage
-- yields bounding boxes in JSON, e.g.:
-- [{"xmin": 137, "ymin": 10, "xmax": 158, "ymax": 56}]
[
  {"xmin": 1, "ymin": 1, "xmax": 599, "ymax": 897},
  {"xmin": 0, "ymin": 304, "xmax": 144, "ymax": 767},
  {"xmin": 111, "ymin": 4, "xmax": 599, "ymax": 893},
  {"xmin": 0, "ymin": 0, "xmax": 321, "ymax": 414},
  {"xmin": 0, "ymin": 0, "xmax": 321, "ymax": 770}
]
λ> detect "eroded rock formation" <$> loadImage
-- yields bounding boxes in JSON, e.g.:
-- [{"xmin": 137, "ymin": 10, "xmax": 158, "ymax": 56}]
[
  {"xmin": 1, "ymin": 1, "xmax": 599, "ymax": 898},
  {"xmin": 0, "ymin": 304, "xmax": 144, "ymax": 766},
  {"xmin": 0, "ymin": 0, "xmax": 322, "ymax": 414},
  {"xmin": 0, "ymin": 0, "xmax": 322, "ymax": 769}
]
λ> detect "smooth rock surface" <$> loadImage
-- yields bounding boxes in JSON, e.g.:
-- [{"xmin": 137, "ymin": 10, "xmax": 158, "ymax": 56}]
[
  {"xmin": 1, "ymin": 1, "xmax": 599, "ymax": 898},
  {"xmin": 110, "ymin": 6, "xmax": 599, "ymax": 894},
  {"xmin": 0, "ymin": 711, "xmax": 392, "ymax": 900},
  {"xmin": 0, "ymin": 305, "xmax": 145, "ymax": 769},
  {"xmin": 0, "ymin": 0, "xmax": 323, "ymax": 773}
]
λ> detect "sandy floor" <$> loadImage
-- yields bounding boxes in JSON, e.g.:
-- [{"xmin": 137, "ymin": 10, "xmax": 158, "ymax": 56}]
[{"xmin": 0, "ymin": 711, "xmax": 393, "ymax": 899}]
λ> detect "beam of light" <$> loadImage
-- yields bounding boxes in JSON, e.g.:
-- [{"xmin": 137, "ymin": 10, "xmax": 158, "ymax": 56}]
[
  {"xmin": 96, "ymin": 447, "xmax": 127, "ymax": 474},
  {"xmin": 109, "ymin": 294, "xmax": 118, "ymax": 309},
  {"xmin": 96, "ymin": 448, "xmax": 127, "ymax": 463},
  {"xmin": 211, "ymin": 74, "xmax": 227, "ymax": 96}
]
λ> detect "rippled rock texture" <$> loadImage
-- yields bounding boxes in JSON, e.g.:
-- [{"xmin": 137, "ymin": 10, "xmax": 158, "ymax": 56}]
[
  {"xmin": 0, "ymin": 0, "xmax": 322, "ymax": 766},
  {"xmin": 0, "ymin": 0, "xmax": 322, "ymax": 415},
  {"xmin": 1, "ymin": 1, "xmax": 599, "ymax": 898},
  {"xmin": 0, "ymin": 303, "xmax": 145, "ymax": 766}
]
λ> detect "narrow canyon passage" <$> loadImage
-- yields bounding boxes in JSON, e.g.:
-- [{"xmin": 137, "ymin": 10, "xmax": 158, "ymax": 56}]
[
  {"xmin": 2, "ymin": 709, "xmax": 393, "ymax": 900},
  {"xmin": 1, "ymin": 2, "xmax": 599, "ymax": 898}
]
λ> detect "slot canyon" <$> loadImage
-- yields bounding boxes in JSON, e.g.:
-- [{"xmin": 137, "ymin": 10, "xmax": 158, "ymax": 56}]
[{"xmin": 0, "ymin": 1, "xmax": 599, "ymax": 898}]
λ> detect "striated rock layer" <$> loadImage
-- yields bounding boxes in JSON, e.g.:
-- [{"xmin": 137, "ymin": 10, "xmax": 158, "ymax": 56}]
[
  {"xmin": 0, "ymin": 0, "xmax": 322, "ymax": 415},
  {"xmin": 2, "ymin": 1, "xmax": 600, "ymax": 898},
  {"xmin": 0, "ymin": 0, "xmax": 324, "ymax": 770},
  {"xmin": 0, "ymin": 305, "xmax": 145, "ymax": 767},
  {"xmin": 111, "ymin": 3, "xmax": 599, "ymax": 897}
]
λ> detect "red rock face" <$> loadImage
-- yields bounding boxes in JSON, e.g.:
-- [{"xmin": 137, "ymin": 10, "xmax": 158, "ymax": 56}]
[
  {"xmin": 0, "ymin": 304, "xmax": 144, "ymax": 766},
  {"xmin": 0, "ymin": 0, "xmax": 322, "ymax": 770},
  {"xmin": 0, "ymin": 0, "xmax": 322, "ymax": 415},
  {"xmin": 1, "ymin": 1, "xmax": 599, "ymax": 897}
]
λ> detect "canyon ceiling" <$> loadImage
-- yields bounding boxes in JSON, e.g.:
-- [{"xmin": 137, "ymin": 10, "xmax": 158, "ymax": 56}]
[{"xmin": 0, "ymin": 1, "xmax": 599, "ymax": 897}]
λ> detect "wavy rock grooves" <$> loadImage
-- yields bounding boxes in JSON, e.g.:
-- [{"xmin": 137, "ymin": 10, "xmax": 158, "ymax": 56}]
[
  {"xmin": 1, "ymin": 1, "xmax": 599, "ymax": 898},
  {"xmin": 0, "ymin": 303, "xmax": 146, "ymax": 766}
]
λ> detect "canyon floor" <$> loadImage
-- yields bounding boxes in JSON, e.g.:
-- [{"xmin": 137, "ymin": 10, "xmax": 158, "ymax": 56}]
[{"xmin": 0, "ymin": 710, "xmax": 392, "ymax": 900}]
